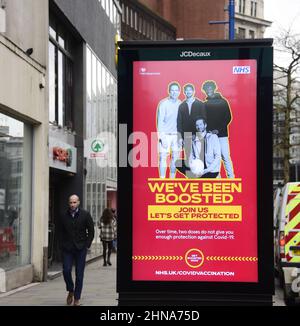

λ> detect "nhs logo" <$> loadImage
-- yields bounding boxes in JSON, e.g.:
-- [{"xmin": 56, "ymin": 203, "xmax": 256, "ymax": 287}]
[{"xmin": 232, "ymin": 66, "xmax": 251, "ymax": 74}]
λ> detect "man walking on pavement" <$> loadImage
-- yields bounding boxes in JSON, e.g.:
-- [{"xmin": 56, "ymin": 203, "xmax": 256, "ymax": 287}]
[{"xmin": 58, "ymin": 194, "xmax": 94, "ymax": 306}]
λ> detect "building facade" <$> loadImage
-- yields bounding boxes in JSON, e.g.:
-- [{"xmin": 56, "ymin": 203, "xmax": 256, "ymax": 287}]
[
  {"xmin": 119, "ymin": 0, "xmax": 175, "ymax": 41},
  {"xmin": 0, "ymin": 0, "xmax": 119, "ymax": 292},
  {"xmin": 235, "ymin": 0, "xmax": 271, "ymax": 39},
  {"xmin": 48, "ymin": 0, "xmax": 119, "ymax": 272},
  {"xmin": 130, "ymin": 0, "xmax": 271, "ymax": 40},
  {"xmin": 0, "ymin": 0, "xmax": 49, "ymax": 291}
]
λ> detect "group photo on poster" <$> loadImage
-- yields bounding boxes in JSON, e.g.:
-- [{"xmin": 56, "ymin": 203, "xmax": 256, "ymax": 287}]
[
  {"xmin": 132, "ymin": 59, "xmax": 258, "ymax": 282},
  {"xmin": 157, "ymin": 80, "xmax": 234, "ymax": 179}
]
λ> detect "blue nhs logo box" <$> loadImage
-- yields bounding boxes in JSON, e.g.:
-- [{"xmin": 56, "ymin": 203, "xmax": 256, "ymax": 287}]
[{"xmin": 232, "ymin": 66, "xmax": 251, "ymax": 74}]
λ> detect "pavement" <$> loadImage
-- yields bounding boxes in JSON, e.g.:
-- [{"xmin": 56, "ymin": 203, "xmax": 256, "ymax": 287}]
[
  {"xmin": 0, "ymin": 252, "xmax": 286, "ymax": 306},
  {"xmin": 0, "ymin": 254, "xmax": 117, "ymax": 306},
  {"xmin": 273, "ymin": 277, "xmax": 285, "ymax": 306}
]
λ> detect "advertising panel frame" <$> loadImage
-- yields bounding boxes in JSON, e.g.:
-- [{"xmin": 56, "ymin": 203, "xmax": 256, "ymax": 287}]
[{"xmin": 117, "ymin": 39, "xmax": 274, "ymax": 305}]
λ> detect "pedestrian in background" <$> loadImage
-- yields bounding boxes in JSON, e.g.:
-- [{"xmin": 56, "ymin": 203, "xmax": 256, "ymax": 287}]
[
  {"xmin": 111, "ymin": 208, "xmax": 118, "ymax": 252},
  {"xmin": 99, "ymin": 208, "xmax": 117, "ymax": 266},
  {"xmin": 58, "ymin": 194, "xmax": 94, "ymax": 306}
]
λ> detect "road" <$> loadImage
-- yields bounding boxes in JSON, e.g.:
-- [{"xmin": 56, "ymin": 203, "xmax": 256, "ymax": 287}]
[{"xmin": 273, "ymin": 277, "xmax": 285, "ymax": 306}]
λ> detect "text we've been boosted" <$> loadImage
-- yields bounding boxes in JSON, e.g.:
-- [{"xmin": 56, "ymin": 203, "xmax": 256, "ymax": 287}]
[{"xmin": 147, "ymin": 179, "xmax": 242, "ymax": 221}]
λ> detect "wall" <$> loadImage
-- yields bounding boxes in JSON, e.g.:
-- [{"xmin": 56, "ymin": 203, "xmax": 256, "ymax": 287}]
[
  {"xmin": 53, "ymin": 0, "xmax": 117, "ymax": 77},
  {"xmin": 0, "ymin": 0, "xmax": 49, "ymax": 286},
  {"xmin": 139, "ymin": 0, "xmax": 227, "ymax": 39},
  {"xmin": 5, "ymin": 0, "xmax": 48, "ymax": 66}
]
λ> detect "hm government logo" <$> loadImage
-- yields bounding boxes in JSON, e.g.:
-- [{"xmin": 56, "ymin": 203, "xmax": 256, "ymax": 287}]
[
  {"xmin": 232, "ymin": 66, "xmax": 251, "ymax": 74},
  {"xmin": 139, "ymin": 67, "xmax": 160, "ymax": 76},
  {"xmin": 180, "ymin": 51, "xmax": 211, "ymax": 58}
]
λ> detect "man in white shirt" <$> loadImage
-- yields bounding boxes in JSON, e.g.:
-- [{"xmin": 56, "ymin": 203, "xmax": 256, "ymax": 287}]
[{"xmin": 157, "ymin": 82, "xmax": 181, "ymax": 178}]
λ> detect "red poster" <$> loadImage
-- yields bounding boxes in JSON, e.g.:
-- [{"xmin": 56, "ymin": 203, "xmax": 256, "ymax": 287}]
[{"xmin": 132, "ymin": 59, "xmax": 257, "ymax": 282}]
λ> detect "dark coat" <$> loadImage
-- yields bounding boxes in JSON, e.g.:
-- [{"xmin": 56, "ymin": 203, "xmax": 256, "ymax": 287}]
[
  {"xmin": 204, "ymin": 93, "xmax": 232, "ymax": 137},
  {"xmin": 177, "ymin": 99, "xmax": 206, "ymax": 138},
  {"xmin": 58, "ymin": 208, "xmax": 95, "ymax": 251}
]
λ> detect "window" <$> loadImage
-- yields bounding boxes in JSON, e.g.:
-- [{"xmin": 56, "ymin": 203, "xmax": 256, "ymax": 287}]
[
  {"xmin": 100, "ymin": 0, "xmax": 121, "ymax": 30},
  {"xmin": 239, "ymin": 0, "xmax": 246, "ymax": 14},
  {"xmin": 249, "ymin": 30, "xmax": 255, "ymax": 39},
  {"xmin": 121, "ymin": 3, "xmax": 125, "ymax": 23},
  {"xmin": 238, "ymin": 27, "xmax": 246, "ymax": 39},
  {"xmin": 250, "ymin": 1, "xmax": 257, "ymax": 17},
  {"xmin": 126, "ymin": 5, "xmax": 129, "ymax": 25},
  {"xmin": 0, "ymin": 113, "xmax": 32, "ymax": 271},
  {"xmin": 134, "ymin": 11, "xmax": 138, "ymax": 30},
  {"xmin": 85, "ymin": 46, "xmax": 117, "ymax": 258},
  {"xmin": 48, "ymin": 14, "xmax": 74, "ymax": 129},
  {"xmin": 130, "ymin": 9, "xmax": 134, "ymax": 28}
]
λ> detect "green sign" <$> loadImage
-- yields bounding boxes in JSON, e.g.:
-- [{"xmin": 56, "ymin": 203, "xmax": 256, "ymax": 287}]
[{"xmin": 91, "ymin": 139, "xmax": 104, "ymax": 153}]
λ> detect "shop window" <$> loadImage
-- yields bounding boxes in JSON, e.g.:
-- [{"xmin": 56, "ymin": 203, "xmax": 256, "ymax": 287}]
[
  {"xmin": 84, "ymin": 46, "xmax": 117, "ymax": 258},
  {"xmin": 0, "ymin": 113, "xmax": 32, "ymax": 270}
]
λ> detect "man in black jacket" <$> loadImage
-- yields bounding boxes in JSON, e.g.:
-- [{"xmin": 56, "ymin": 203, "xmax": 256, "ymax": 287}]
[
  {"xmin": 177, "ymin": 83, "xmax": 206, "ymax": 177},
  {"xmin": 202, "ymin": 81, "xmax": 235, "ymax": 178},
  {"xmin": 58, "ymin": 194, "xmax": 94, "ymax": 306}
]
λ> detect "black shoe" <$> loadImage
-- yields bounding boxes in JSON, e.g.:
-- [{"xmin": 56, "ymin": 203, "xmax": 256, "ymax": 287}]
[
  {"xmin": 66, "ymin": 292, "xmax": 74, "ymax": 305},
  {"xmin": 103, "ymin": 262, "xmax": 107, "ymax": 266},
  {"xmin": 107, "ymin": 261, "xmax": 112, "ymax": 266}
]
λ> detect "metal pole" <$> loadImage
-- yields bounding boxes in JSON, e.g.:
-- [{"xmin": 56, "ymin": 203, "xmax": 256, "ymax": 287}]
[
  {"xmin": 209, "ymin": 0, "xmax": 235, "ymax": 40},
  {"xmin": 229, "ymin": 0, "xmax": 235, "ymax": 40}
]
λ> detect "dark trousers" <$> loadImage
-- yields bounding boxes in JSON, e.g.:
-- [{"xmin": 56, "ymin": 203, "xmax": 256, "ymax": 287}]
[
  {"xmin": 62, "ymin": 247, "xmax": 87, "ymax": 300},
  {"xmin": 102, "ymin": 240, "xmax": 113, "ymax": 263},
  {"xmin": 201, "ymin": 172, "xmax": 219, "ymax": 178}
]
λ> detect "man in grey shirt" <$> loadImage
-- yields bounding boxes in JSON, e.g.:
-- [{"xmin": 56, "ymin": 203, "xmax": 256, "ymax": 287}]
[{"xmin": 190, "ymin": 116, "xmax": 221, "ymax": 178}]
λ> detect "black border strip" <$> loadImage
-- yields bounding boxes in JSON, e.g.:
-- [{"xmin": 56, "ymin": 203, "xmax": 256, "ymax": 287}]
[{"xmin": 117, "ymin": 40, "xmax": 274, "ymax": 304}]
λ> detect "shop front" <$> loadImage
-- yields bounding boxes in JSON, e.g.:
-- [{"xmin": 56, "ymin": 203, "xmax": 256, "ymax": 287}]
[{"xmin": 0, "ymin": 113, "xmax": 33, "ymax": 290}]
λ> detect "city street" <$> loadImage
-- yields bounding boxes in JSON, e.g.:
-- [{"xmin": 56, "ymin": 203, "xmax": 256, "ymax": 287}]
[
  {"xmin": 0, "ymin": 255, "xmax": 117, "ymax": 306},
  {"xmin": 1, "ymin": 0, "xmax": 299, "ymax": 310},
  {"xmin": 0, "ymin": 253, "xmax": 285, "ymax": 306},
  {"xmin": 273, "ymin": 277, "xmax": 285, "ymax": 306}
]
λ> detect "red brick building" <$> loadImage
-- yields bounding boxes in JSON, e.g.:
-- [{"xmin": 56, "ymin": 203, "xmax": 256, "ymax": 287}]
[
  {"xmin": 139, "ymin": 0, "xmax": 229, "ymax": 39},
  {"xmin": 120, "ymin": 0, "xmax": 271, "ymax": 41}
]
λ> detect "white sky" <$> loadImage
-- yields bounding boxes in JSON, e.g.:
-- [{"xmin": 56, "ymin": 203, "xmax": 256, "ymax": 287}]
[
  {"xmin": 264, "ymin": 0, "xmax": 300, "ymax": 36},
  {"xmin": 264, "ymin": 0, "xmax": 300, "ymax": 68}
]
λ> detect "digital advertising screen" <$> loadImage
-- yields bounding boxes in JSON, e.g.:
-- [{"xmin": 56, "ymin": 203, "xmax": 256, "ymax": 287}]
[
  {"xmin": 117, "ymin": 40, "xmax": 273, "ymax": 301},
  {"xmin": 132, "ymin": 59, "xmax": 257, "ymax": 282}
]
